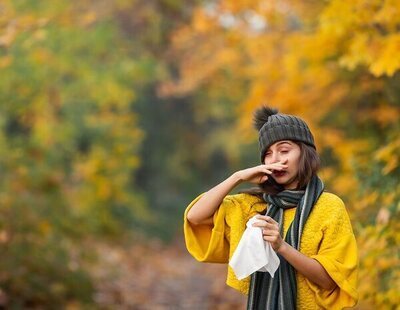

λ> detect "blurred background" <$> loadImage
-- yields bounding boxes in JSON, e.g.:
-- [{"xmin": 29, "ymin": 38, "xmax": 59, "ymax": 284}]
[{"xmin": 0, "ymin": 0, "xmax": 399, "ymax": 308}]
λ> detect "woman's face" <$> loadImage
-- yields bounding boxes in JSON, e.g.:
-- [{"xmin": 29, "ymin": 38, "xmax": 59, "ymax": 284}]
[{"xmin": 264, "ymin": 140, "xmax": 301, "ymax": 190}]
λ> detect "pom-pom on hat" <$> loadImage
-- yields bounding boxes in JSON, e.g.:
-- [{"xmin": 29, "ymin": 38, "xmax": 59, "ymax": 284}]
[{"xmin": 253, "ymin": 106, "xmax": 315, "ymax": 163}]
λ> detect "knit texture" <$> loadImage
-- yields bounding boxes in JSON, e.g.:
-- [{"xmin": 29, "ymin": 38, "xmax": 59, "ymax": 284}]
[
  {"xmin": 258, "ymin": 114, "xmax": 315, "ymax": 162},
  {"xmin": 247, "ymin": 176, "xmax": 324, "ymax": 310},
  {"xmin": 183, "ymin": 192, "xmax": 359, "ymax": 310}
]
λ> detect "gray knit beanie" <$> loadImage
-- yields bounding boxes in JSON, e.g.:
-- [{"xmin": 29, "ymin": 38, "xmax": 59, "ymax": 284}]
[{"xmin": 253, "ymin": 106, "xmax": 315, "ymax": 163}]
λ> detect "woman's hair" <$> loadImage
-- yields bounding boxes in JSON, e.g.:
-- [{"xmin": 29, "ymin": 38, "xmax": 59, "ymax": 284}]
[{"xmin": 242, "ymin": 141, "xmax": 320, "ymax": 196}]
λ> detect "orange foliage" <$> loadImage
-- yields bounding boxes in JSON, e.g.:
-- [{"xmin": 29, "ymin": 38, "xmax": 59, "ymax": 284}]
[{"xmin": 164, "ymin": 0, "xmax": 400, "ymax": 307}]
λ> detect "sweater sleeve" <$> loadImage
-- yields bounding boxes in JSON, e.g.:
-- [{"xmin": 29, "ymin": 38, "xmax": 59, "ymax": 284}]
[
  {"xmin": 307, "ymin": 198, "xmax": 359, "ymax": 309},
  {"xmin": 183, "ymin": 194, "xmax": 234, "ymax": 263}
]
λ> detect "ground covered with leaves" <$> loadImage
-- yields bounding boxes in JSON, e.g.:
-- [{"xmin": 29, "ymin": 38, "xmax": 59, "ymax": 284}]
[{"xmin": 92, "ymin": 238, "xmax": 247, "ymax": 309}]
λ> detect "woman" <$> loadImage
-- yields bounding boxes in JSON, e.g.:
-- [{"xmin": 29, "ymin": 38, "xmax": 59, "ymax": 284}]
[{"xmin": 184, "ymin": 106, "xmax": 358, "ymax": 309}]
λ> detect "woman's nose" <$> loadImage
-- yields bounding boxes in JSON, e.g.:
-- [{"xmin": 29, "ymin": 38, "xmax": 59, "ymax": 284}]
[
  {"xmin": 270, "ymin": 153, "xmax": 288, "ymax": 164},
  {"xmin": 271, "ymin": 153, "xmax": 280, "ymax": 163}
]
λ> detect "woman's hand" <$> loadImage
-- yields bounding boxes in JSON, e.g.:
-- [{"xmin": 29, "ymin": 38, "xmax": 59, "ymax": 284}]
[
  {"xmin": 234, "ymin": 163, "xmax": 287, "ymax": 184},
  {"xmin": 187, "ymin": 163, "xmax": 284, "ymax": 226},
  {"xmin": 252, "ymin": 215, "xmax": 284, "ymax": 251}
]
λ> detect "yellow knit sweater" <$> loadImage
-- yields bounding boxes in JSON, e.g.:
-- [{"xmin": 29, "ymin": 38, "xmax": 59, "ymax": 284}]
[{"xmin": 183, "ymin": 192, "xmax": 358, "ymax": 310}]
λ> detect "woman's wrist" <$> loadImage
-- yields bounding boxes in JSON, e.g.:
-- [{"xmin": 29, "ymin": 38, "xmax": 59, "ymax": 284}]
[
  {"xmin": 276, "ymin": 241, "xmax": 290, "ymax": 255},
  {"xmin": 231, "ymin": 171, "xmax": 244, "ymax": 185}
]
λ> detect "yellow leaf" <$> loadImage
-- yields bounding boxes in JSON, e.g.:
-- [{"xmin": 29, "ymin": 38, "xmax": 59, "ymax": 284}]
[{"xmin": 370, "ymin": 34, "xmax": 400, "ymax": 77}]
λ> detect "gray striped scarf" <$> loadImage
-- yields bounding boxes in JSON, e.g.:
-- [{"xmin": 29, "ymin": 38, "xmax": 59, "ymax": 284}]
[{"xmin": 247, "ymin": 175, "xmax": 324, "ymax": 310}]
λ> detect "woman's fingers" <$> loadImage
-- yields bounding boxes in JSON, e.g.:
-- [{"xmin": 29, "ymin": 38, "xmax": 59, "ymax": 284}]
[
  {"xmin": 262, "ymin": 229, "xmax": 283, "ymax": 251},
  {"xmin": 256, "ymin": 165, "xmax": 272, "ymax": 175},
  {"xmin": 259, "ymin": 164, "xmax": 286, "ymax": 172},
  {"xmin": 251, "ymin": 216, "xmax": 283, "ymax": 251},
  {"xmin": 252, "ymin": 221, "xmax": 277, "ymax": 229},
  {"xmin": 240, "ymin": 166, "xmax": 272, "ymax": 181},
  {"xmin": 262, "ymin": 229, "xmax": 280, "ymax": 236},
  {"xmin": 251, "ymin": 215, "xmax": 284, "ymax": 251},
  {"xmin": 264, "ymin": 162, "xmax": 288, "ymax": 169},
  {"xmin": 237, "ymin": 162, "xmax": 289, "ymax": 184},
  {"xmin": 255, "ymin": 215, "xmax": 279, "ymax": 226}
]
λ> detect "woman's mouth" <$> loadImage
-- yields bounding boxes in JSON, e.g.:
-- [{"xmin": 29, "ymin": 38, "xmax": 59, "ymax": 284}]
[{"xmin": 273, "ymin": 170, "xmax": 287, "ymax": 178}]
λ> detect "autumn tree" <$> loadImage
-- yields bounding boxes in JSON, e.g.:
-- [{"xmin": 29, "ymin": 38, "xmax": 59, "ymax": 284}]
[{"xmin": 0, "ymin": 0, "xmax": 145, "ymax": 305}]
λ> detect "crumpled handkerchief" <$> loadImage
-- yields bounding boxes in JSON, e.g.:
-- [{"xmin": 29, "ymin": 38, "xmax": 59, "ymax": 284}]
[{"xmin": 229, "ymin": 215, "xmax": 280, "ymax": 280}]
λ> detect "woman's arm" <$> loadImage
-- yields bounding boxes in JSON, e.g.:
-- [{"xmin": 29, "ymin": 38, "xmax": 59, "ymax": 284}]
[
  {"xmin": 185, "ymin": 173, "xmax": 242, "ymax": 225},
  {"xmin": 253, "ymin": 215, "xmax": 337, "ymax": 291},
  {"xmin": 277, "ymin": 242, "xmax": 337, "ymax": 290},
  {"xmin": 186, "ymin": 163, "xmax": 287, "ymax": 225}
]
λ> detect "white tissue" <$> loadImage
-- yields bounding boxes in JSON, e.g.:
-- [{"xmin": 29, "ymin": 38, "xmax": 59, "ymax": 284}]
[{"xmin": 229, "ymin": 215, "xmax": 280, "ymax": 280}]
